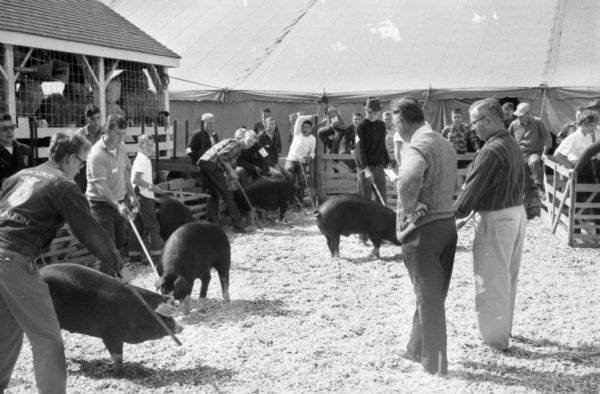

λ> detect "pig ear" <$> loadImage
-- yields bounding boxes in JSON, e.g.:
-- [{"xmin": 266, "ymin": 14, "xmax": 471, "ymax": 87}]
[{"xmin": 155, "ymin": 302, "xmax": 179, "ymax": 317}]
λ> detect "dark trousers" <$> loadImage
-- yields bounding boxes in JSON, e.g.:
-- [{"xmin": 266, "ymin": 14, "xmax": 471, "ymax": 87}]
[
  {"xmin": 128, "ymin": 195, "xmax": 163, "ymax": 256},
  {"xmin": 284, "ymin": 160, "xmax": 308, "ymax": 201},
  {"xmin": 88, "ymin": 199, "xmax": 127, "ymax": 274},
  {"xmin": 357, "ymin": 164, "xmax": 386, "ymax": 204},
  {"xmin": 198, "ymin": 161, "xmax": 241, "ymax": 222},
  {"xmin": 318, "ymin": 126, "xmax": 346, "ymax": 153},
  {"xmin": 401, "ymin": 218, "xmax": 457, "ymax": 374}
]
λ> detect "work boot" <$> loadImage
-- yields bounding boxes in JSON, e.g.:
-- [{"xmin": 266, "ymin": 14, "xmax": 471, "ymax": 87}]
[{"xmin": 232, "ymin": 217, "xmax": 248, "ymax": 234}]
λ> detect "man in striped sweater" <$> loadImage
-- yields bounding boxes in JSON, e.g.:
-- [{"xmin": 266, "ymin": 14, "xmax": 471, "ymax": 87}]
[{"xmin": 455, "ymin": 98, "xmax": 527, "ymax": 352}]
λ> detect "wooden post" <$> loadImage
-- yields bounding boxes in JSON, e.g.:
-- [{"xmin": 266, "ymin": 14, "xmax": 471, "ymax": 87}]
[
  {"xmin": 567, "ymin": 174, "xmax": 576, "ymax": 246},
  {"xmin": 5, "ymin": 45, "xmax": 16, "ymax": 120},
  {"xmin": 154, "ymin": 121, "xmax": 160, "ymax": 179},
  {"xmin": 98, "ymin": 57, "xmax": 106, "ymax": 121},
  {"xmin": 185, "ymin": 120, "xmax": 189, "ymax": 147},
  {"xmin": 171, "ymin": 120, "xmax": 177, "ymax": 159}
]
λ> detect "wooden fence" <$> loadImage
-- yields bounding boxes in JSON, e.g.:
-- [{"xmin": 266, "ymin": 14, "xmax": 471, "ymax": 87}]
[{"xmin": 540, "ymin": 157, "xmax": 600, "ymax": 247}]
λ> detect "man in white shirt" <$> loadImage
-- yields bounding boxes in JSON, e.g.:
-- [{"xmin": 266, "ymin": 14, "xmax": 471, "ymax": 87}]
[
  {"xmin": 128, "ymin": 135, "xmax": 164, "ymax": 262},
  {"xmin": 285, "ymin": 115, "xmax": 316, "ymax": 203}
]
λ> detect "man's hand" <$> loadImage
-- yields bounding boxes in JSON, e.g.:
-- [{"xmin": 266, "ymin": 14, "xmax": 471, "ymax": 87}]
[
  {"xmin": 150, "ymin": 184, "xmax": 163, "ymax": 194},
  {"xmin": 408, "ymin": 202, "xmax": 428, "ymax": 223},
  {"xmin": 117, "ymin": 266, "xmax": 133, "ymax": 284},
  {"xmin": 117, "ymin": 202, "xmax": 133, "ymax": 219},
  {"xmin": 302, "ymin": 156, "xmax": 312, "ymax": 165},
  {"xmin": 364, "ymin": 167, "xmax": 374, "ymax": 183}
]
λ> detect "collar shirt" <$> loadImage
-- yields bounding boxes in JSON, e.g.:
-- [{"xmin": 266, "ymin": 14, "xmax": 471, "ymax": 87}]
[
  {"xmin": 441, "ymin": 123, "xmax": 481, "ymax": 154},
  {"xmin": 288, "ymin": 134, "xmax": 316, "ymax": 162},
  {"xmin": 130, "ymin": 151, "xmax": 154, "ymax": 198},
  {"xmin": 554, "ymin": 128, "xmax": 600, "ymax": 162},
  {"xmin": 86, "ymin": 137, "xmax": 129, "ymax": 201},
  {"xmin": 76, "ymin": 125, "xmax": 104, "ymax": 146},
  {"xmin": 509, "ymin": 116, "xmax": 552, "ymax": 154}
]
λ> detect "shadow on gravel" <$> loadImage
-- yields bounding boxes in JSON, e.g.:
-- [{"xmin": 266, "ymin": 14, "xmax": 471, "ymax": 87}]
[
  {"xmin": 457, "ymin": 336, "xmax": 600, "ymax": 392},
  {"xmin": 179, "ymin": 297, "xmax": 295, "ymax": 325},
  {"xmin": 69, "ymin": 358, "xmax": 235, "ymax": 389}
]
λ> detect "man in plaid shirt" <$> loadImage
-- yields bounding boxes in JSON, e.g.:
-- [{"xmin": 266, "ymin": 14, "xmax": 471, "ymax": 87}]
[{"xmin": 441, "ymin": 108, "xmax": 481, "ymax": 155}]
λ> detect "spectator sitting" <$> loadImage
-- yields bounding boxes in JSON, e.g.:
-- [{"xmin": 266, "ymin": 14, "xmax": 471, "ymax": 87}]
[
  {"xmin": 502, "ymin": 102, "xmax": 518, "ymax": 129},
  {"xmin": 317, "ymin": 106, "xmax": 347, "ymax": 153},
  {"xmin": 257, "ymin": 117, "xmax": 282, "ymax": 168},
  {"xmin": 0, "ymin": 114, "xmax": 33, "ymax": 189},
  {"xmin": 553, "ymin": 110, "xmax": 600, "ymax": 183},
  {"xmin": 556, "ymin": 107, "xmax": 585, "ymax": 147},
  {"xmin": 253, "ymin": 108, "xmax": 280, "ymax": 138},
  {"xmin": 509, "ymin": 102, "xmax": 552, "ymax": 198}
]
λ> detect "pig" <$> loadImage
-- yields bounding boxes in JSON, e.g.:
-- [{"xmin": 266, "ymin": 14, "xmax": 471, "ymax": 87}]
[
  {"xmin": 40, "ymin": 263, "xmax": 183, "ymax": 371},
  {"xmin": 156, "ymin": 194, "xmax": 194, "ymax": 240},
  {"xmin": 315, "ymin": 195, "xmax": 401, "ymax": 258},
  {"xmin": 156, "ymin": 222, "xmax": 231, "ymax": 315},
  {"xmin": 233, "ymin": 177, "xmax": 296, "ymax": 221}
]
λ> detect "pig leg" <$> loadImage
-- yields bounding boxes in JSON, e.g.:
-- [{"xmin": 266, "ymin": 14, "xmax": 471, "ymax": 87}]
[
  {"xmin": 279, "ymin": 200, "xmax": 288, "ymax": 221},
  {"xmin": 199, "ymin": 272, "xmax": 212, "ymax": 299},
  {"xmin": 102, "ymin": 337, "xmax": 124, "ymax": 372},
  {"xmin": 330, "ymin": 234, "xmax": 341, "ymax": 258},
  {"xmin": 368, "ymin": 234, "xmax": 382, "ymax": 258},
  {"xmin": 219, "ymin": 274, "xmax": 230, "ymax": 302},
  {"xmin": 182, "ymin": 295, "xmax": 192, "ymax": 315}
]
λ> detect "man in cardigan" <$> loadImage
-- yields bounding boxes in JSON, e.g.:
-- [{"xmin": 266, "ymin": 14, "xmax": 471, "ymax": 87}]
[
  {"xmin": 394, "ymin": 98, "xmax": 457, "ymax": 375},
  {"xmin": 455, "ymin": 98, "xmax": 527, "ymax": 352}
]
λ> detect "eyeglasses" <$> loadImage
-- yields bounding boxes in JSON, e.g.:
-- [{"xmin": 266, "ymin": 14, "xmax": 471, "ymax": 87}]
[
  {"xmin": 471, "ymin": 115, "xmax": 488, "ymax": 126},
  {"xmin": 0, "ymin": 125, "xmax": 16, "ymax": 132},
  {"xmin": 72, "ymin": 155, "xmax": 86, "ymax": 168}
]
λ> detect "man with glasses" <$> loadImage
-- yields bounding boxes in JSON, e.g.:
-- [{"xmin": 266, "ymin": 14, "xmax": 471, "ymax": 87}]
[
  {"xmin": 0, "ymin": 114, "xmax": 32, "ymax": 189},
  {"xmin": 0, "ymin": 131, "xmax": 131, "ymax": 394},
  {"xmin": 74, "ymin": 105, "xmax": 104, "ymax": 192},
  {"xmin": 86, "ymin": 114, "xmax": 139, "ymax": 268},
  {"xmin": 455, "ymin": 98, "xmax": 527, "ymax": 353}
]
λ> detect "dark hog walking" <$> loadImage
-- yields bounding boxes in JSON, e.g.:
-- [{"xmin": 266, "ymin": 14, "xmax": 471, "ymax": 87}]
[
  {"xmin": 156, "ymin": 222, "xmax": 231, "ymax": 315},
  {"xmin": 41, "ymin": 263, "xmax": 183, "ymax": 371},
  {"xmin": 156, "ymin": 194, "xmax": 194, "ymax": 240},
  {"xmin": 233, "ymin": 177, "xmax": 296, "ymax": 221},
  {"xmin": 315, "ymin": 195, "xmax": 401, "ymax": 258}
]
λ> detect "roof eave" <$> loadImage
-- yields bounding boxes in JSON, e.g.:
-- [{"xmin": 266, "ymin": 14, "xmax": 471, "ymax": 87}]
[{"xmin": 1, "ymin": 30, "xmax": 180, "ymax": 68}]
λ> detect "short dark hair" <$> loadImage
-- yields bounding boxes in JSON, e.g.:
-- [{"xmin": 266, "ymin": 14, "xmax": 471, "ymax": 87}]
[
  {"xmin": 576, "ymin": 110, "xmax": 600, "ymax": 127},
  {"xmin": 302, "ymin": 120, "xmax": 313, "ymax": 128},
  {"xmin": 352, "ymin": 112, "xmax": 363, "ymax": 118},
  {"xmin": 1, "ymin": 113, "xmax": 12, "ymax": 122},
  {"xmin": 451, "ymin": 108, "xmax": 463, "ymax": 116},
  {"xmin": 390, "ymin": 98, "xmax": 424, "ymax": 124},
  {"xmin": 471, "ymin": 98, "xmax": 504, "ymax": 123},
  {"xmin": 85, "ymin": 104, "xmax": 101, "ymax": 118},
  {"xmin": 106, "ymin": 114, "xmax": 127, "ymax": 131},
  {"xmin": 262, "ymin": 108, "xmax": 271, "ymax": 114},
  {"xmin": 48, "ymin": 131, "xmax": 91, "ymax": 162},
  {"xmin": 501, "ymin": 102, "xmax": 514, "ymax": 111}
]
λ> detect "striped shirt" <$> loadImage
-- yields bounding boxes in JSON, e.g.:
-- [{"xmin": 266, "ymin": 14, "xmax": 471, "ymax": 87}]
[
  {"xmin": 199, "ymin": 138, "xmax": 244, "ymax": 170},
  {"xmin": 454, "ymin": 130, "xmax": 525, "ymax": 218}
]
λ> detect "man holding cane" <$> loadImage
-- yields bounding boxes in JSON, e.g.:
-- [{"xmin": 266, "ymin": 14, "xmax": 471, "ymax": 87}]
[{"xmin": 285, "ymin": 115, "xmax": 316, "ymax": 205}]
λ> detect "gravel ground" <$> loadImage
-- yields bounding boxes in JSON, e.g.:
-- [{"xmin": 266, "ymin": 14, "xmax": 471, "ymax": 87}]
[{"xmin": 7, "ymin": 210, "xmax": 600, "ymax": 393}]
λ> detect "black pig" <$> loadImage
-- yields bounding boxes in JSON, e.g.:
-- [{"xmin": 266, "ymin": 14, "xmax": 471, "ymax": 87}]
[
  {"xmin": 315, "ymin": 195, "xmax": 401, "ymax": 258},
  {"xmin": 233, "ymin": 177, "xmax": 296, "ymax": 221},
  {"xmin": 156, "ymin": 222, "xmax": 231, "ymax": 314},
  {"xmin": 41, "ymin": 263, "xmax": 183, "ymax": 371},
  {"xmin": 156, "ymin": 194, "xmax": 194, "ymax": 240}
]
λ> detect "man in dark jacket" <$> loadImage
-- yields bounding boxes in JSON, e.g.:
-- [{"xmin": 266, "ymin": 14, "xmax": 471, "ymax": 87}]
[
  {"xmin": 0, "ymin": 114, "xmax": 32, "ymax": 189},
  {"xmin": 186, "ymin": 113, "xmax": 220, "ymax": 164},
  {"xmin": 236, "ymin": 130, "xmax": 269, "ymax": 186}
]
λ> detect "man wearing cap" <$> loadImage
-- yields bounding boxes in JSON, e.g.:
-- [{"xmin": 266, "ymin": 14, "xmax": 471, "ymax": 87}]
[
  {"xmin": 0, "ymin": 114, "xmax": 33, "ymax": 189},
  {"xmin": 508, "ymin": 102, "xmax": 552, "ymax": 199},
  {"xmin": 197, "ymin": 130, "xmax": 256, "ymax": 233},
  {"xmin": 186, "ymin": 113, "xmax": 220, "ymax": 165},
  {"xmin": 355, "ymin": 97, "xmax": 390, "ymax": 204}
]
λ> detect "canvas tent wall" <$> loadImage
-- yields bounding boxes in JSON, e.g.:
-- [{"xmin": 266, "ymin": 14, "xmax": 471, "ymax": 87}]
[{"xmin": 107, "ymin": 0, "xmax": 600, "ymax": 156}]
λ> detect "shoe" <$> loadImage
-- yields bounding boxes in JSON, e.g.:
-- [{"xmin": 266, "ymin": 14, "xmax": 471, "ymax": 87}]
[
  {"xmin": 400, "ymin": 350, "xmax": 421, "ymax": 363},
  {"xmin": 233, "ymin": 226, "xmax": 248, "ymax": 234}
]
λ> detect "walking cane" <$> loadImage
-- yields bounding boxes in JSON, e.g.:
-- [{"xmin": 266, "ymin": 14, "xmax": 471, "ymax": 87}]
[
  {"xmin": 235, "ymin": 179, "xmax": 262, "ymax": 228},
  {"xmin": 299, "ymin": 161, "xmax": 316, "ymax": 209}
]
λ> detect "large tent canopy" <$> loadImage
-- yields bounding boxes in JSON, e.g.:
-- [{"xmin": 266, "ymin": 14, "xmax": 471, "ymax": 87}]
[{"xmin": 107, "ymin": 0, "xmax": 600, "ymax": 146}]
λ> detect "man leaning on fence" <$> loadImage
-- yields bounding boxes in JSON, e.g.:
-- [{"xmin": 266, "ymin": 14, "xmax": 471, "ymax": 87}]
[
  {"xmin": 74, "ymin": 104, "xmax": 104, "ymax": 192},
  {"xmin": 0, "ymin": 131, "xmax": 131, "ymax": 394},
  {"xmin": 285, "ymin": 115, "xmax": 316, "ymax": 204},
  {"xmin": 455, "ymin": 98, "xmax": 527, "ymax": 352}
]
